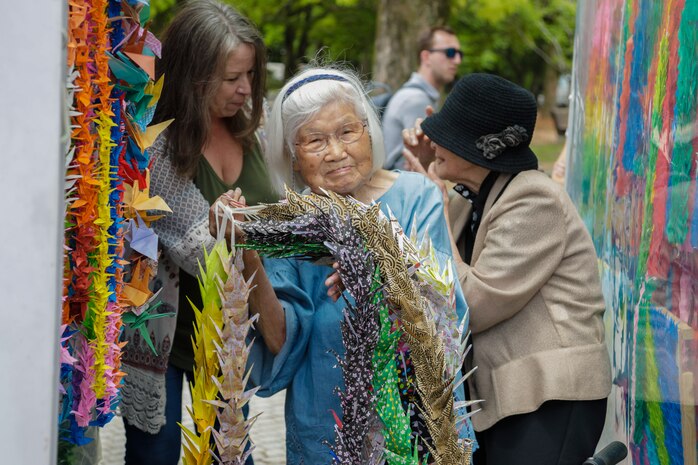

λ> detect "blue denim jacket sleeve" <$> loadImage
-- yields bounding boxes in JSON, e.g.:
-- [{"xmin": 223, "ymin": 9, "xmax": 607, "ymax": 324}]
[{"xmin": 247, "ymin": 257, "xmax": 315, "ymax": 396}]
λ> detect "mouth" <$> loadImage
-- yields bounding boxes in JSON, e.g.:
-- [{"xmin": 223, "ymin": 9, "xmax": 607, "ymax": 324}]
[{"xmin": 326, "ymin": 166, "xmax": 354, "ymax": 176}]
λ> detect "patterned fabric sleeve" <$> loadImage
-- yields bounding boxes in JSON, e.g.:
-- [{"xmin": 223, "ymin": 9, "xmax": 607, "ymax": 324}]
[{"xmin": 149, "ymin": 135, "xmax": 216, "ymax": 277}]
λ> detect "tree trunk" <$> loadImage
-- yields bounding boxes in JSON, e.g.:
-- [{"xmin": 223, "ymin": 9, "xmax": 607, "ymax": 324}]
[
  {"xmin": 296, "ymin": 6, "xmax": 313, "ymax": 70},
  {"xmin": 372, "ymin": 0, "xmax": 450, "ymax": 91},
  {"xmin": 284, "ymin": 24, "xmax": 296, "ymax": 79},
  {"xmin": 541, "ymin": 56, "xmax": 559, "ymax": 117}
]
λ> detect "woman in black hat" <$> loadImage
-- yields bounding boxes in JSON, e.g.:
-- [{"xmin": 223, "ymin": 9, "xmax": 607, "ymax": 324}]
[{"xmin": 402, "ymin": 73, "xmax": 612, "ymax": 465}]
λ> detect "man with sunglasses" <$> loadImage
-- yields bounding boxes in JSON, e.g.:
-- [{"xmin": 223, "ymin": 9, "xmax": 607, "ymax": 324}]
[{"xmin": 383, "ymin": 26, "xmax": 462, "ymax": 170}]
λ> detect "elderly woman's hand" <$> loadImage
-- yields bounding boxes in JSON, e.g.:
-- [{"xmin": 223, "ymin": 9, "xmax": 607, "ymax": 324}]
[
  {"xmin": 208, "ymin": 187, "xmax": 247, "ymax": 242},
  {"xmin": 324, "ymin": 262, "xmax": 345, "ymax": 302},
  {"xmin": 402, "ymin": 147, "xmax": 428, "ymax": 176},
  {"xmin": 402, "ymin": 105, "xmax": 436, "ymax": 172},
  {"xmin": 403, "ymin": 148, "xmax": 449, "ymax": 208}
]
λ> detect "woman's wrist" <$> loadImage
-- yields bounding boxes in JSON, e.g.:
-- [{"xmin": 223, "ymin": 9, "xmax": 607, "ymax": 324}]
[{"xmin": 242, "ymin": 248, "xmax": 261, "ymax": 270}]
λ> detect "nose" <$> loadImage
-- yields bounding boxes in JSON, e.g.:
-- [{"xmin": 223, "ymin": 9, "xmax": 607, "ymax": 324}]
[
  {"xmin": 237, "ymin": 74, "xmax": 252, "ymax": 95},
  {"xmin": 323, "ymin": 137, "xmax": 348, "ymax": 160},
  {"xmin": 453, "ymin": 53, "xmax": 462, "ymax": 65}
]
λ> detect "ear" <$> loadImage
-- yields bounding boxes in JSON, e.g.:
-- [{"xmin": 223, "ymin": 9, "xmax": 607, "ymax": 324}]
[{"xmin": 419, "ymin": 49, "xmax": 431, "ymax": 65}]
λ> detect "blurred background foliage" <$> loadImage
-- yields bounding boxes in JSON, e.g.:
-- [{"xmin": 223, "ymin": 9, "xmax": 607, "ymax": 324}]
[{"xmin": 148, "ymin": 0, "xmax": 575, "ymax": 116}]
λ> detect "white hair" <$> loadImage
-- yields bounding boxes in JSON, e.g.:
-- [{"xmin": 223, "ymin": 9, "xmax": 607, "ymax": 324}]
[{"xmin": 266, "ymin": 67, "xmax": 386, "ymax": 195}]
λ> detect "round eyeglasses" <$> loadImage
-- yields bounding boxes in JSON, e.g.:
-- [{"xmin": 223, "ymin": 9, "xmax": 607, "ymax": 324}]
[
  {"xmin": 295, "ymin": 121, "xmax": 367, "ymax": 153},
  {"xmin": 428, "ymin": 47, "xmax": 463, "ymax": 60}
]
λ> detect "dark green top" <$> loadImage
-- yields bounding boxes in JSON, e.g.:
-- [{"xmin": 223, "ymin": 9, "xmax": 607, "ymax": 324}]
[{"xmin": 169, "ymin": 142, "xmax": 277, "ymax": 371}]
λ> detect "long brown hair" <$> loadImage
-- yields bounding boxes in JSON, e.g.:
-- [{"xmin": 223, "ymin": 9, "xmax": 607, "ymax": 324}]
[{"xmin": 152, "ymin": 0, "xmax": 267, "ymax": 178}]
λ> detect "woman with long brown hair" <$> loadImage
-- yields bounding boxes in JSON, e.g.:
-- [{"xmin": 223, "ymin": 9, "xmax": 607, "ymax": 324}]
[{"xmin": 119, "ymin": 1, "xmax": 276, "ymax": 463}]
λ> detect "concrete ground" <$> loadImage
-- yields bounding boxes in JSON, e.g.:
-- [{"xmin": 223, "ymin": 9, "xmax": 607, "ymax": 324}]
[{"xmin": 99, "ymin": 387, "xmax": 286, "ymax": 465}]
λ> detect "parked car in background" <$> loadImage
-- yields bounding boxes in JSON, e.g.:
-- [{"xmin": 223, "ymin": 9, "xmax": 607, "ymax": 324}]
[{"xmin": 551, "ymin": 73, "xmax": 571, "ymax": 135}]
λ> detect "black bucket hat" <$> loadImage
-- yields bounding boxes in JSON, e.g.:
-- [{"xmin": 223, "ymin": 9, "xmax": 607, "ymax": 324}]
[{"xmin": 421, "ymin": 73, "xmax": 538, "ymax": 173}]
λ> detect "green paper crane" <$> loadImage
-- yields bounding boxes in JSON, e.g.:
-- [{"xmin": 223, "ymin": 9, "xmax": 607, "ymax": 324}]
[{"xmin": 121, "ymin": 301, "xmax": 174, "ymax": 355}]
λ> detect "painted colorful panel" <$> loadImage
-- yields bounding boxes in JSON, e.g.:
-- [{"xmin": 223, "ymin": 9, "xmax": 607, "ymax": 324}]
[{"xmin": 567, "ymin": 1, "xmax": 697, "ymax": 464}]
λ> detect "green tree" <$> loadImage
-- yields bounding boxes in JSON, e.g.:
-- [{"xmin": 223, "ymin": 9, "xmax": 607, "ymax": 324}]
[
  {"xmin": 149, "ymin": 0, "xmax": 378, "ymax": 86},
  {"xmin": 148, "ymin": 0, "xmax": 184, "ymax": 35},
  {"xmin": 224, "ymin": 0, "xmax": 378, "ymax": 82},
  {"xmin": 452, "ymin": 0, "xmax": 576, "ymax": 114},
  {"xmin": 148, "ymin": 0, "xmax": 576, "ymax": 104}
]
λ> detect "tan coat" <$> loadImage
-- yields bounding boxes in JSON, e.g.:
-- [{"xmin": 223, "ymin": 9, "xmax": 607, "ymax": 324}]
[{"xmin": 453, "ymin": 170, "xmax": 611, "ymax": 431}]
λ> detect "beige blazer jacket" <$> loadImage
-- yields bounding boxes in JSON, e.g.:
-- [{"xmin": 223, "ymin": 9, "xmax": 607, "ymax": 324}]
[{"xmin": 454, "ymin": 170, "xmax": 611, "ymax": 431}]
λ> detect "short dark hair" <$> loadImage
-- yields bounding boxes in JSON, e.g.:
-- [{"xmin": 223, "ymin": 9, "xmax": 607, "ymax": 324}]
[{"xmin": 417, "ymin": 25, "xmax": 457, "ymax": 60}]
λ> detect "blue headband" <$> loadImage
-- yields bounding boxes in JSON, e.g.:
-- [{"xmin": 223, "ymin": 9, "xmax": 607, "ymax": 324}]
[{"xmin": 282, "ymin": 74, "xmax": 350, "ymax": 102}]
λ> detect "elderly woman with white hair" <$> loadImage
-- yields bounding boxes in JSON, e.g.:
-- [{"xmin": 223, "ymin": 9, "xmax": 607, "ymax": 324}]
[{"xmin": 217, "ymin": 67, "xmax": 471, "ymax": 464}]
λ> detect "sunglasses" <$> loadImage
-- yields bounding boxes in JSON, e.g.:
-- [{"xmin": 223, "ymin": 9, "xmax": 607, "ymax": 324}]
[{"xmin": 428, "ymin": 47, "xmax": 463, "ymax": 59}]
